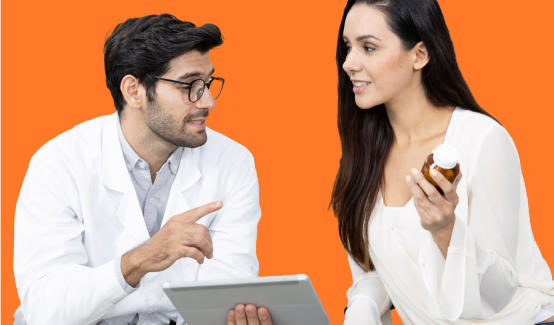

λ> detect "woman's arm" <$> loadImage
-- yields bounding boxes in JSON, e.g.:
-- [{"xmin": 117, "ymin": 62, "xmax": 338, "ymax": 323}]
[
  {"xmin": 344, "ymin": 254, "xmax": 391, "ymax": 325},
  {"xmin": 411, "ymin": 123, "xmax": 521, "ymax": 321}
]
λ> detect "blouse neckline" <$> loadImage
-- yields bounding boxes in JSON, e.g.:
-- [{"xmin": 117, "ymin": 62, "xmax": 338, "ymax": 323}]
[{"xmin": 381, "ymin": 107, "xmax": 464, "ymax": 209}]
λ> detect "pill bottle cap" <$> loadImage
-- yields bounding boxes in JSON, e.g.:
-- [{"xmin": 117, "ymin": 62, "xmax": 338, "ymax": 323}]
[{"xmin": 432, "ymin": 144, "xmax": 459, "ymax": 169}]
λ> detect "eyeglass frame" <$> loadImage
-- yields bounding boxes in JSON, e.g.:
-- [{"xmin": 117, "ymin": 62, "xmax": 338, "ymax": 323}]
[{"xmin": 153, "ymin": 76, "xmax": 225, "ymax": 103}]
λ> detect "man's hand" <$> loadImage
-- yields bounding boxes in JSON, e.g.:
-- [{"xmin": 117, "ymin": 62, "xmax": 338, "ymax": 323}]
[
  {"xmin": 228, "ymin": 304, "xmax": 272, "ymax": 325},
  {"xmin": 121, "ymin": 201, "xmax": 223, "ymax": 286}
]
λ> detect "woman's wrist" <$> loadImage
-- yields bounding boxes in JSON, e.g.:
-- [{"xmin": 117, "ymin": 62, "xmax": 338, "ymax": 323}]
[{"xmin": 430, "ymin": 216, "xmax": 455, "ymax": 258}]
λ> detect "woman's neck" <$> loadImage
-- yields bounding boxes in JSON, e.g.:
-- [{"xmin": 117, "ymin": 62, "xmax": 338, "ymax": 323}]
[{"xmin": 385, "ymin": 90, "xmax": 454, "ymax": 146}]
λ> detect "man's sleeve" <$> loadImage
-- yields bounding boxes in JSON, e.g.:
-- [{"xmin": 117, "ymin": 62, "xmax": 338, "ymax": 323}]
[
  {"xmin": 196, "ymin": 146, "xmax": 261, "ymax": 280},
  {"xmin": 13, "ymin": 146, "xmax": 129, "ymax": 325}
]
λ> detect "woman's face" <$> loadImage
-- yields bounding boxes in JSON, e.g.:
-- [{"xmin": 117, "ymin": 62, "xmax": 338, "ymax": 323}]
[{"xmin": 342, "ymin": 4, "xmax": 421, "ymax": 109}]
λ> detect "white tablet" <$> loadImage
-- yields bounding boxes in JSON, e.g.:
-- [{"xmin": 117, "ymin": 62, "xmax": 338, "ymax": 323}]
[{"xmin": 162, "ymin": 274, "xmax": 329, "ymax": 325}]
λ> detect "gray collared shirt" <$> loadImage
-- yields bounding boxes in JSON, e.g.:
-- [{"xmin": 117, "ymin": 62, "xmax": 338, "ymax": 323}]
[
  {"xmin": 113, "ymin": 119, "xmax": 183, "ymax": 324},
  {"xmin": 117, "ymin": 120, "xmax": 183, "ymax": 237}
]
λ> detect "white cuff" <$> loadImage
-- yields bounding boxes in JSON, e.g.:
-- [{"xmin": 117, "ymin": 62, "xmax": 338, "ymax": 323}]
[
  {"xmin": 345, "ymin": 295, "xmax": 381, "ymax": 325},
  {"xmin": 419, "ymin": 216, "xmax": 482, "ymax": 321}
]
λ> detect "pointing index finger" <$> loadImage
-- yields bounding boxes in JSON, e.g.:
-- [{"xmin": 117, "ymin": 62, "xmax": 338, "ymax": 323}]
[{"xmin": 179, "ymin": 201, "xmax": 223, "ymax": 223}]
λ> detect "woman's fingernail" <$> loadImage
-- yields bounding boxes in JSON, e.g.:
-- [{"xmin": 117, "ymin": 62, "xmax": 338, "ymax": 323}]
[
  {"xmin": 406, "ymin": 175, "xmax": 411, "ymax": 183},
  {"xmin": 411, "ymin": 168, "xmax": 418, "ymax": 175},
  {"xmin": 430, "ymin": 169, "xmax": 437, "ymax": 176}
]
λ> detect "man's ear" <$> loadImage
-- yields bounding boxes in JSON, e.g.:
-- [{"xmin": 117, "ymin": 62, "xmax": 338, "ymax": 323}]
[
  {"xmin": 120, "ymin": 75, "xmax": 142, "ymax": 110},
  {"xmin": 413, "ymin": 41, "xmax": 430, "ymax": 71}
]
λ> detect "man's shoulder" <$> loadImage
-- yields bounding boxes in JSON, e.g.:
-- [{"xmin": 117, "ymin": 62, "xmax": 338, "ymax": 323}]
[
  {"xmin": 33, "ymin": 114, "xmax": 112, "ymax": 163},
  {"xmin": 204, "ymin": 128, "xmax": 251, "ymax": 156},
  {"xmin": 199, "ymin": 128, "xmax": 255, "ymax": 167}
]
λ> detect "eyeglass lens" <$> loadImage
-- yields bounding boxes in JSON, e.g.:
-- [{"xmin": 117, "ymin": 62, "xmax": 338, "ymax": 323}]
[{"xmin": 189, "ymin": 79, "xmax": 223, "ymax": 102}]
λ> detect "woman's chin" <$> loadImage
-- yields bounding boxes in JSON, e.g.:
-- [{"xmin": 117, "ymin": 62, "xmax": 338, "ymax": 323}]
[{"xmin": 354, "ymin": 97, "xmax": 381, "ymax": 110}]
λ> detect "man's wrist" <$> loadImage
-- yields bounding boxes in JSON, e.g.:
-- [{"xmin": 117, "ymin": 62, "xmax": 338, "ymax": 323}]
[{"xmin": 121, "ymin": 246, "xmax": 148, "ymax": 287}]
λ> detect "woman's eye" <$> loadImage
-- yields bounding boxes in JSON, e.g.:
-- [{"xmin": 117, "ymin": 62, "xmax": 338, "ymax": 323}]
[{"xmin": 363, "ymin": 45, "xmax": 375, "ymax": 53}]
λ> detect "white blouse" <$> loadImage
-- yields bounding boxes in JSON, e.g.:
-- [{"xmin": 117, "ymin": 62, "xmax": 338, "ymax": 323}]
[{"xmin": 344, "ymin": 108, "xmax": 554, "ymax": 325}]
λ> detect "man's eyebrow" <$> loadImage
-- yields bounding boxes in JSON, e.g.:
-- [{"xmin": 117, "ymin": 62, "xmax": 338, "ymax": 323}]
[
  {"xmin": 342, "ymin": 34, "xmax": 382, "ymax": 42},
  {"xmin": 177, "ymin": 68, "xmax": 215, "ymax": 81}
]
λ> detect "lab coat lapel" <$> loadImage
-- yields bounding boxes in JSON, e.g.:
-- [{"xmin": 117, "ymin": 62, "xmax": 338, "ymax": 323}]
[
  {"xmin": 102, "ymin": 114, "xmax": 150, "ymax": 244},
  {"xmin": 161, "ymin": 147, "xmax": 202, "ymax": 228}
]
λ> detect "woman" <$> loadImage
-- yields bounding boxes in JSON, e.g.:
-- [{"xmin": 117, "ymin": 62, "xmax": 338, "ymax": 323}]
[{"xmin": 330, "ymin": 0, "xmax": 554, "ymax": 324}]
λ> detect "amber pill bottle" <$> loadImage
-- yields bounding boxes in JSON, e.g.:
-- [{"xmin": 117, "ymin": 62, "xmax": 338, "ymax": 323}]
[{"xmin": 420, "ymin": 144, "xmax": 460, "ymax": 195}]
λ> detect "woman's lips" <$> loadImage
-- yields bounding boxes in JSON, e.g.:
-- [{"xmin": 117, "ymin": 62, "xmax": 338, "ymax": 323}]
[{"xmin": 353, "ymin": 82, "xmax": 371, "ymax": 93}]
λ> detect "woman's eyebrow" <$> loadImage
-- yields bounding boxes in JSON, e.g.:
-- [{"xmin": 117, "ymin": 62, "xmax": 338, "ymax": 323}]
[
  {"xmin": 342, "ymin": 34, "xmax": 382, "ymax": 42},
  {"xmin": 356, "ymin": 34, "xmax": 382, "ymax": 42}
]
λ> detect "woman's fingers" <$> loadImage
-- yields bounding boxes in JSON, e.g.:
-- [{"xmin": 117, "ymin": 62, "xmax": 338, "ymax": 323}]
[
  {"xmin": 429, "ymin": 165, "xmax": 462, "ymax": 204},
  {"xmin": 410, "ymin": 168, "xmax": 443, "ymax": 204},
  {"xmin": 406, "ymin": 175, "xmax": 434, "ymax": 212}
]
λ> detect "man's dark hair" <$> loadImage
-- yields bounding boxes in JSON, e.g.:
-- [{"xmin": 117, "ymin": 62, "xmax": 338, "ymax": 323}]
[{"xmin": 104, "ymin": 14, "xmax": 223, "ymax": 113}]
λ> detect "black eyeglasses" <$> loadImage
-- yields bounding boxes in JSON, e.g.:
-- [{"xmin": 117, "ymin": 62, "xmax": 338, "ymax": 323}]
[{"xmin": 153, "ymin": 76, "xmax": 225, "ymax": 103}]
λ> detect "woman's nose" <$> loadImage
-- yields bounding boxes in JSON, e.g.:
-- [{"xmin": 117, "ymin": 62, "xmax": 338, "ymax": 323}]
[{"xmin": 342, "ymin": 51, "xmax": 362, "ymax": 74}]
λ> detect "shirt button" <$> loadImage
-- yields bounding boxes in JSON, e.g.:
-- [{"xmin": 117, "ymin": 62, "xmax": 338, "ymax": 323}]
[
  {"xmin": 138, "ymin": 161, "xmax": 146, "ymax": 169},
  {"xmin": 126, "ymin": 163, "xmax": 132, "ymax": 169},
  {"xmin": 172, "ymin": 165, "xmax": 178, "ymax": 172},
  {"xmin": 148, "ymin": 197, "xmax": 156, "ymax": 204}
]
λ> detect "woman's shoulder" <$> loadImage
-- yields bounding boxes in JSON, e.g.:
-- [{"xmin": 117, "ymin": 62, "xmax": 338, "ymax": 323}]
[
  {"xmin": 456, "ymin": 108, "xmax": 502, "ymax": 133},
  {"xmin": 452, "ymin": 108, "xmax": 518, "ymax": 163},
  {"xmin": 454, "ymin": 108, "xmax": 511, "ymax": 143}
]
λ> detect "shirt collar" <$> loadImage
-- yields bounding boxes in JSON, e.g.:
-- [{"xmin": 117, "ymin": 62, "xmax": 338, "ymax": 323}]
[
  {"xmin": 167, "ymin": 147, "xmax": 183, "ymax": 175},
  {"xmin": 117, "ymin": 118, "xmax": 183, "ymax": 174},
  {"xmin": 117, "ymin": 118, "xmax": 142, "ymax": 172}
]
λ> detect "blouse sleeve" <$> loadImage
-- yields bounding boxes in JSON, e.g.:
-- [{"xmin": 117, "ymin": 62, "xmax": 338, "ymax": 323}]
[
  {"xmin": 344, "ymin": 253, "xmax": 391, "ymax": 325},
  {"xmin": 419, "ymin": 123, "xmax": 520, "ymax": 321}
]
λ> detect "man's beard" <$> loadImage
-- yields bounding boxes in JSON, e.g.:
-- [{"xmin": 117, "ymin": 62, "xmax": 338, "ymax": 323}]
[{"xmin": 144, "ymin": 100, "xmax": 208, "ymax": 148}]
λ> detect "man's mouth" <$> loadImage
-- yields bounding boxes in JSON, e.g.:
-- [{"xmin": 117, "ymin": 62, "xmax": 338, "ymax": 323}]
[{"xmin": 187, "ymin": 118, "xmax": 206, "ymax": 129}]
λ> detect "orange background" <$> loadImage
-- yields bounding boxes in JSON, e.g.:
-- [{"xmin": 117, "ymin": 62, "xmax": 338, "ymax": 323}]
[{"xmin": 2, "ymin": 1, "xmax": 554, "ymax": 324}]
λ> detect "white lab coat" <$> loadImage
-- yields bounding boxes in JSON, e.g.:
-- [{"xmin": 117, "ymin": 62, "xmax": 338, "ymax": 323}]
[{"xmin": 13, "ymin": 113, "xmax": 261, "ymax": 325}]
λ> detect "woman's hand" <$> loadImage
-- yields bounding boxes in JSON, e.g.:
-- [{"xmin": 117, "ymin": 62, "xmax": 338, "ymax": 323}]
[
  {"xmin": 406, "ymin": 166, "xmax": 463, "ymax": 257},
  {"xmin": 227, "ymin": 304, "xmax": 273, "ymax": 325}
]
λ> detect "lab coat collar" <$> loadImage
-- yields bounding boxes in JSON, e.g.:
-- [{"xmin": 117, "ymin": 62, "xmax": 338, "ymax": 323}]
[{"xmin": 102, "ymin": 113, "xmax": 131, "ymax": 193}]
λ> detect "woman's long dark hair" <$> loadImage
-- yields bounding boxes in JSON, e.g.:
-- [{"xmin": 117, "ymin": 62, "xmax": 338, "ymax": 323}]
[{"xmin": 330, "ymin": 0, "xmax": 497, "ymax": 272}]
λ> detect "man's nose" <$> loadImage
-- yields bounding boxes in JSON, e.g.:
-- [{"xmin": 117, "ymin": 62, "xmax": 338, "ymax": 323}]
[
  {"xmin": 195, "ymin": 88, "xmax": 216, "ymax": 111},
  {"xmin": 342, "ymin": 50, "xmax": 362, "ymax": 74}
]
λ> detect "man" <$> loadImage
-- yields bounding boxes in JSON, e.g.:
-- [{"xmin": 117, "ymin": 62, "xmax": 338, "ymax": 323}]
[{"xmin": 14, "ymin": 14, "xmax": 272, "ymax": 325}]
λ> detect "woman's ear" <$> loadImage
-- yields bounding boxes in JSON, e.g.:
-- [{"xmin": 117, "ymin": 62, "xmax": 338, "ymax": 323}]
[
  {"xmin": 120, "ymin": 75, "xmax": 142, "ymax": 110},
  {"xmin": 413, "ymin": 41, "xmax": 430, "ymax": 71}
]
